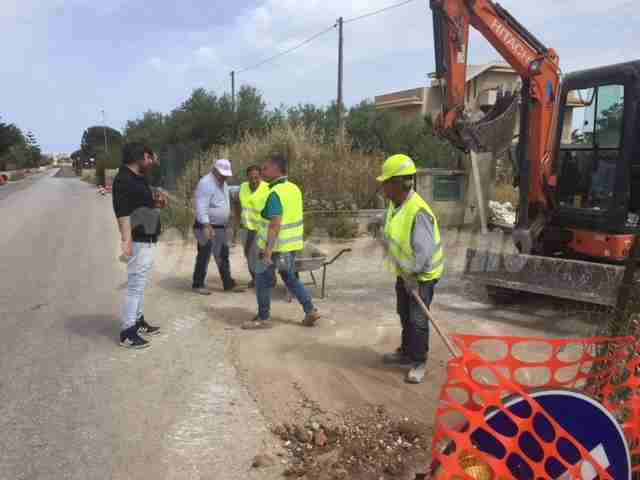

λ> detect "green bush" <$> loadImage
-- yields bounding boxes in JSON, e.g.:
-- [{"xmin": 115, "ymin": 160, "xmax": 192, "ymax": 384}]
[
  {"xmin": 304, "ymin": 212, "xmax": 317, "ymax": 240},
  {"xmin": 9, "ymin": 171, "xmax": 26, "ymax": 181},
  {"xmin": 325, "ymin": 214, "xmax": 359, "ymax": 239},
  {"xmin": 81, "ymin": 170, "xmax": 96, "ymax": 184},
  {"xmin": 160, "ymin": 201, "xmax": 194, "ymax": 238}
]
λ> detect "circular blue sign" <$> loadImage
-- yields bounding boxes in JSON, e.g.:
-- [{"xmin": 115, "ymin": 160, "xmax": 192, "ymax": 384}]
[{"xmin": 470, "ymin": 389, "xmax": 631, "ymax": 479}]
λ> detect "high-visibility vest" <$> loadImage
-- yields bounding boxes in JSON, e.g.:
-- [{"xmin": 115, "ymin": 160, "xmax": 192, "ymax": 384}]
[
  {"xmin": 257, "ymin": 180, "xmax": 304, "ymax": 253},
  {"xmin": 239, "ymin": 181, "xmax": 270, "ymax": 231},
  {"xmin": 383, "ymin": 192, "xmax": 444, "ymax": 282}
]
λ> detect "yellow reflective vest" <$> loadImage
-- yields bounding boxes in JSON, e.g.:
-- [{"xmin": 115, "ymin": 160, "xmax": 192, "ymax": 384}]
[
  {"xmin": 239, "ymin": 181, "xmax": 270, "ymax": 231},
  {"xmin": 383, "ymin": 192, "xmax": 444, "ymax": 282},
  {"xmin": 257, "ymin": 180, "xmax": 304, "ymax": 253}
]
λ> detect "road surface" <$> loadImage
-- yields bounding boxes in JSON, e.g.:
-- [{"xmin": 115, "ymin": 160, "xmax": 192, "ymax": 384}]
[
  {"xmin": 0, "ymin": 169, "xmax": 273, "ymax": 479},
  {"xmin": 0, "ymin": 171, "xmax": 49, "ymax": 202}
]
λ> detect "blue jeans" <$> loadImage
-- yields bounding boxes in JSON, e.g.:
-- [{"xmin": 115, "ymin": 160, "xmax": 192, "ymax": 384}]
[
  {"xmin": 255, "ymin": 252, "xmax": 314, "ymax": 320},
  {"xmin": 121, "ymin": 242, "xmax": 155, "ymax": 330}
]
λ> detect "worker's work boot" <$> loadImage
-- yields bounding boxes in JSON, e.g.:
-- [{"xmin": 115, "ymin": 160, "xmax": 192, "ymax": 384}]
[
  {"xmin": 405, "ymin": 362, "xmax": 427, "ymax": 384},
  {"xmin": 302, "ymin": 309, "xmax": 321, "ymax": 327},
  {"xmin": 382, "ymin": 348, "xmax": 413, "ymax": 366},
  {"xmin": 224, "ymin": 279, "xmax": 246, "ymax": 293},
  {"xmin": 242, "ymin": 316, "xmax": 274, "ymax": 330},
  {"xmin": 193, "ymin": 287, "xmax": 212, "ymax": 296}
]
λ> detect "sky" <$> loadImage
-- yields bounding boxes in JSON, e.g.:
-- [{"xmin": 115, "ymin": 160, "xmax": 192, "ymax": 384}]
[{"xmin": 1, "ymin": 0, "xmax": 637, "ymax": 153}]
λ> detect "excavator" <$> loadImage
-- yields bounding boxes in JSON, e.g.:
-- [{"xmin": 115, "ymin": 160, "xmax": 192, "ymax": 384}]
[{"xmin": 429, "ymin": 0, "xmax": 640, "ymax": 308}]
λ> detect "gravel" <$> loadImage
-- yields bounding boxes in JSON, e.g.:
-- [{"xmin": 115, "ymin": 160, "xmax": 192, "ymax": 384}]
[{"xmin": 271, "ymin": 406, "xmax": 431, "ymax": 479}]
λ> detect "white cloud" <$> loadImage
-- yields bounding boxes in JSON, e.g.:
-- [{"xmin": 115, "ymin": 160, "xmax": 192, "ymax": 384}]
[{"xmin": 143, "ymin": 0, "xmax": 638, "ymax": 108}]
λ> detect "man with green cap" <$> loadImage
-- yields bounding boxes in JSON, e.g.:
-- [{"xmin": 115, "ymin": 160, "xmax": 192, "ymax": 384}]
[{"xmin": 377, "ymin": 154, "xmax": 444, "ymax": 384}]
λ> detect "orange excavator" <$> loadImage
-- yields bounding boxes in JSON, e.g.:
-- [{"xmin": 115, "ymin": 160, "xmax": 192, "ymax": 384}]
[{"xmin": 430, "ymin": 0, "xmax": 640, "ymax": 307}]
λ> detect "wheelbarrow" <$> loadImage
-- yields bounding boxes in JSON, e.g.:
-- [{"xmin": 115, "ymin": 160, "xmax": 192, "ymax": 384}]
[{"xmin": 291, "ymin": 243, "xmax": 352, "ymax": 299}]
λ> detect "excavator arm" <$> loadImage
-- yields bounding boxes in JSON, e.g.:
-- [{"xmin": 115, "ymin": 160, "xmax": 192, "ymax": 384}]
[{"xmin": 430, "ymin": 0, "xmax": 561, "ymax": 240}]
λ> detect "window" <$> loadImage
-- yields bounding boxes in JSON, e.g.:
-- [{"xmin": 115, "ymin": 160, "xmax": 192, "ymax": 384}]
[
  {"xmin": 433, "ymin": 175, "xmax": 463, "ymax": 201},
  {"xmin": 556, "ymin": 85, "xmax": 624, "ymax": 213}
]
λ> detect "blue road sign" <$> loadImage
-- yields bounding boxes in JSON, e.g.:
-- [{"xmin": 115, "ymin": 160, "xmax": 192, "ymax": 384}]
[{"xmin": 471, "ymin": 389, "xmax": 631, "ymax": 479}]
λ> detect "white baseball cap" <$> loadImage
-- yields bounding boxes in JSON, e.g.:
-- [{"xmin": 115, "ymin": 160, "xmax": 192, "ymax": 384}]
[{"xmin": 214, "ymin": 158, "xmax": 233, "ymax": 177}]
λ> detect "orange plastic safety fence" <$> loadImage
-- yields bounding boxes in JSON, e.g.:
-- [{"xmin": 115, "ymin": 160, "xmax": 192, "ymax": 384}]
[{"xmin": 431, "ymin": 335, "xmax": 640, "ymax": 479}]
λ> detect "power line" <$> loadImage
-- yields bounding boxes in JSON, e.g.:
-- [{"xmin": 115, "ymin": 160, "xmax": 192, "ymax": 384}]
[
  {"xmin": 343, "ymin": 0, "xmax": 418, "ymax": 24},
  {"xmin": 236, "ymin": 23, "xmax": 337, "ymax": 74}
]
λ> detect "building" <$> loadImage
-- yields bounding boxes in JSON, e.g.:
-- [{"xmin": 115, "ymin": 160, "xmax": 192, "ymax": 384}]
[
  {"xmin": 375, "ymin": 62, "xmax": 519, "ymax": 121},
  {"xmin": 375, "ymin": 61, "xmax": 578, "ymax": 142}
]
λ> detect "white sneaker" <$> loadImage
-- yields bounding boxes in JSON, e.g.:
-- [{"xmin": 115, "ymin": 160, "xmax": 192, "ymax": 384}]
[{"xmin": 405, "ymin": 362, "xmax": 427, "ymax": 384}]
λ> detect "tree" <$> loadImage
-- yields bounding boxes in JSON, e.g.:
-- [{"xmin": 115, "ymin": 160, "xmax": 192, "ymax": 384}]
[
  {"xmin": 346, "ymin": 100, "xmax": 382, "ymax": 152},
  {"xmin": 123, "ymin": 111, "xmax": 168, "ymax": 152},
  {"xmin": 25, "ymin": 131, "xmax": 42, "ymax": 167},
  {"xmin": 0, "ymin": 121, "xmax": 25, "ymax": 158},
  {"xmin": 236, "ymin": 85, "xmax": 268, "ymax": 137},
  {"xmin": 81, "ymin": 126, "xmax": 123, "ymax": 157},
  {"xmin": 287, "ymin": 103, "xmax": 327, "ymax": 130},
  {"xmin": 162, "ymin": 88, "xmax": 228, "ymax": 149}
]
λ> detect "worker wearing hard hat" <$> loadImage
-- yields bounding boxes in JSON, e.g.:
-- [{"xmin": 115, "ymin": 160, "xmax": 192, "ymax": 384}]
[
  {"xmin": 239, "ymin": 165, "xmax": 270, "ymax": 288},
  {"xmin": 377, "ymin": 154, "xmax": 444, "ymax": 384}
]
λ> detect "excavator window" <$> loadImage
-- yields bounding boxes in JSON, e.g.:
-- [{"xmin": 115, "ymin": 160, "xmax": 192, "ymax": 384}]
[{"xmin": 556, "ymin": 84, "xmax": 625, "ymax": 214}]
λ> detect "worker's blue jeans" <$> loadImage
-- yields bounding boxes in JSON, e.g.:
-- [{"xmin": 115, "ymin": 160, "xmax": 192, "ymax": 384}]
[
  {"xmin": 121, "ymin": 242, "xmax": 155, "ymax": 330},
  {"xmin": 255, "ymin": 252, "xmax": 314, "ymax": 321},
  {"xmin": 396, "ymin": 277, "xmax": 437, "ymax": 363}
]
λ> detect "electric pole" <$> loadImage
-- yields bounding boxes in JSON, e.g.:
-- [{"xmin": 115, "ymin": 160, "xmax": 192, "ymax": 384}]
[
  {"xmin": 231, "ymin": 70, "xmax": 237, "ymax": 140},
  {"xmin": 101, "ymin": 109, "xmax": 108, "ymax": 154},
  {"xmin": 231, "ymin": 70, "xmax": 236, "ymax": 112},
  {"xmin": 337, "ymin": 17, "xmax": 344, "ymax": 143}
]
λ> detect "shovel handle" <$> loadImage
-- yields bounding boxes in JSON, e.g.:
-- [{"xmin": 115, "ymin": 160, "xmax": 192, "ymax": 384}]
[{"xmin": 410, "ymin": 289, "xmax": 457, "ymax": 359}]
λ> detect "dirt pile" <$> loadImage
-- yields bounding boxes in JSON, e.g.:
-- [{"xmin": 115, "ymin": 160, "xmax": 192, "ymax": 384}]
[{"xmin": 271, "ymin": 406, "xmax": 432, "ymax": 480}]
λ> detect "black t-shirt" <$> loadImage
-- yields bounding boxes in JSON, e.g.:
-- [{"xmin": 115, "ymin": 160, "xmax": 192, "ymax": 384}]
[{"xmin": 112, "ymin": 166, "xmax": 161, "ymax": 242}]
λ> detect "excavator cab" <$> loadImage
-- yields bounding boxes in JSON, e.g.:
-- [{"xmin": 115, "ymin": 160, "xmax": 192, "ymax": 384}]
[{"xmin": 548, "ymin": 61, "xmax": 640, "ymax": 262}]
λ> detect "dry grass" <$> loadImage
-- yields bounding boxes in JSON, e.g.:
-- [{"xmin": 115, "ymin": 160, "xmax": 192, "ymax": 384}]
[
  {"xmin": 166, "ymin": 124, "xmax": 384, "ymax": 234},
  {"xmin": 220, "ymin": 124, "xmax": 383, "ymax": 208},
  {"xmin": 493, "ymin": 182, "xmax": 519, "ymax": 205}
]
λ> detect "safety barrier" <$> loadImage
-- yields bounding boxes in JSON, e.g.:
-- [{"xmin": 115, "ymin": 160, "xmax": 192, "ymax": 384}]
[{"xmin": 431, "ymin": 335, "xmax": 640, "ymax": 479}]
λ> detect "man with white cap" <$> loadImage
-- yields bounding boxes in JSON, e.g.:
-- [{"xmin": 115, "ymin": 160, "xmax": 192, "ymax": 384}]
[{"xmin": 192, "ymin": 158, "xmax": 243, "ymax": 294}]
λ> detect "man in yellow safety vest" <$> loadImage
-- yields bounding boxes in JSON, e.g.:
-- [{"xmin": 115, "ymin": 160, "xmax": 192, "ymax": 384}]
[
  {"xmin": 378, "ymin": 154, "xmax": 444, "ymax": 384},
  {"xmin": 242, "ymin": 153, "xmax": 320, "ymax": 330},
  {"xmin": 239, "ymin": 165, "xmax": 270, "ymax": 288}
]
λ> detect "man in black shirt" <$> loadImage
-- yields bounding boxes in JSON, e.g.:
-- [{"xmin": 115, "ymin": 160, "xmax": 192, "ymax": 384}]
[{"xmin": 112, "ymin": 142, "xmax": 162, "ymax": 348}]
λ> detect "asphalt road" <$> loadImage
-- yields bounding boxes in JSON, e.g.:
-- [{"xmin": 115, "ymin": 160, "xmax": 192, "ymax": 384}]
[
  {"xmin": 0, "ymin": 171, "xmax": 271, "ymax": 479},
  {"xmin": 0, "ymin": 171, "xmax": 50, "ymax": 202}
]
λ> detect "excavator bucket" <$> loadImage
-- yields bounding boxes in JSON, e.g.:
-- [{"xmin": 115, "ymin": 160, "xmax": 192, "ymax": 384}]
[
  {"xmin": 460, "ymin": 93, "xmax": 520, "ymax": 155},
  {"xmin": 464, "ymin": 248, "xmax": 626, "ymax": 306}
]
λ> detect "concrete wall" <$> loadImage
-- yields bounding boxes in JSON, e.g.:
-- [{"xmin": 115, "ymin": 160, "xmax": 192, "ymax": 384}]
[
  {"xmin": 414, "ymin": 160, "xmax": 496, "ymax": 230},
  {"xmin": 415, "ymin": 169, "xmax": 468, "ymax": 228}
]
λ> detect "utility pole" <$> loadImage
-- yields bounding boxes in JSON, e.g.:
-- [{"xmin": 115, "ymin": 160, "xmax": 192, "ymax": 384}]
[
  {"xmin": 231, "ymin": 70, "xmax": 237, "ymax": 140},
  {"xmin": 336, "ymin": 17, "xmax": 344, "ymax": 143},
  {"xmin": 230, "ymin": 70, "xmax": 236, "ymax": 113},
  {"xmin": 101, "ymin": 109, "xmax": 108, "ymax": 154}
]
